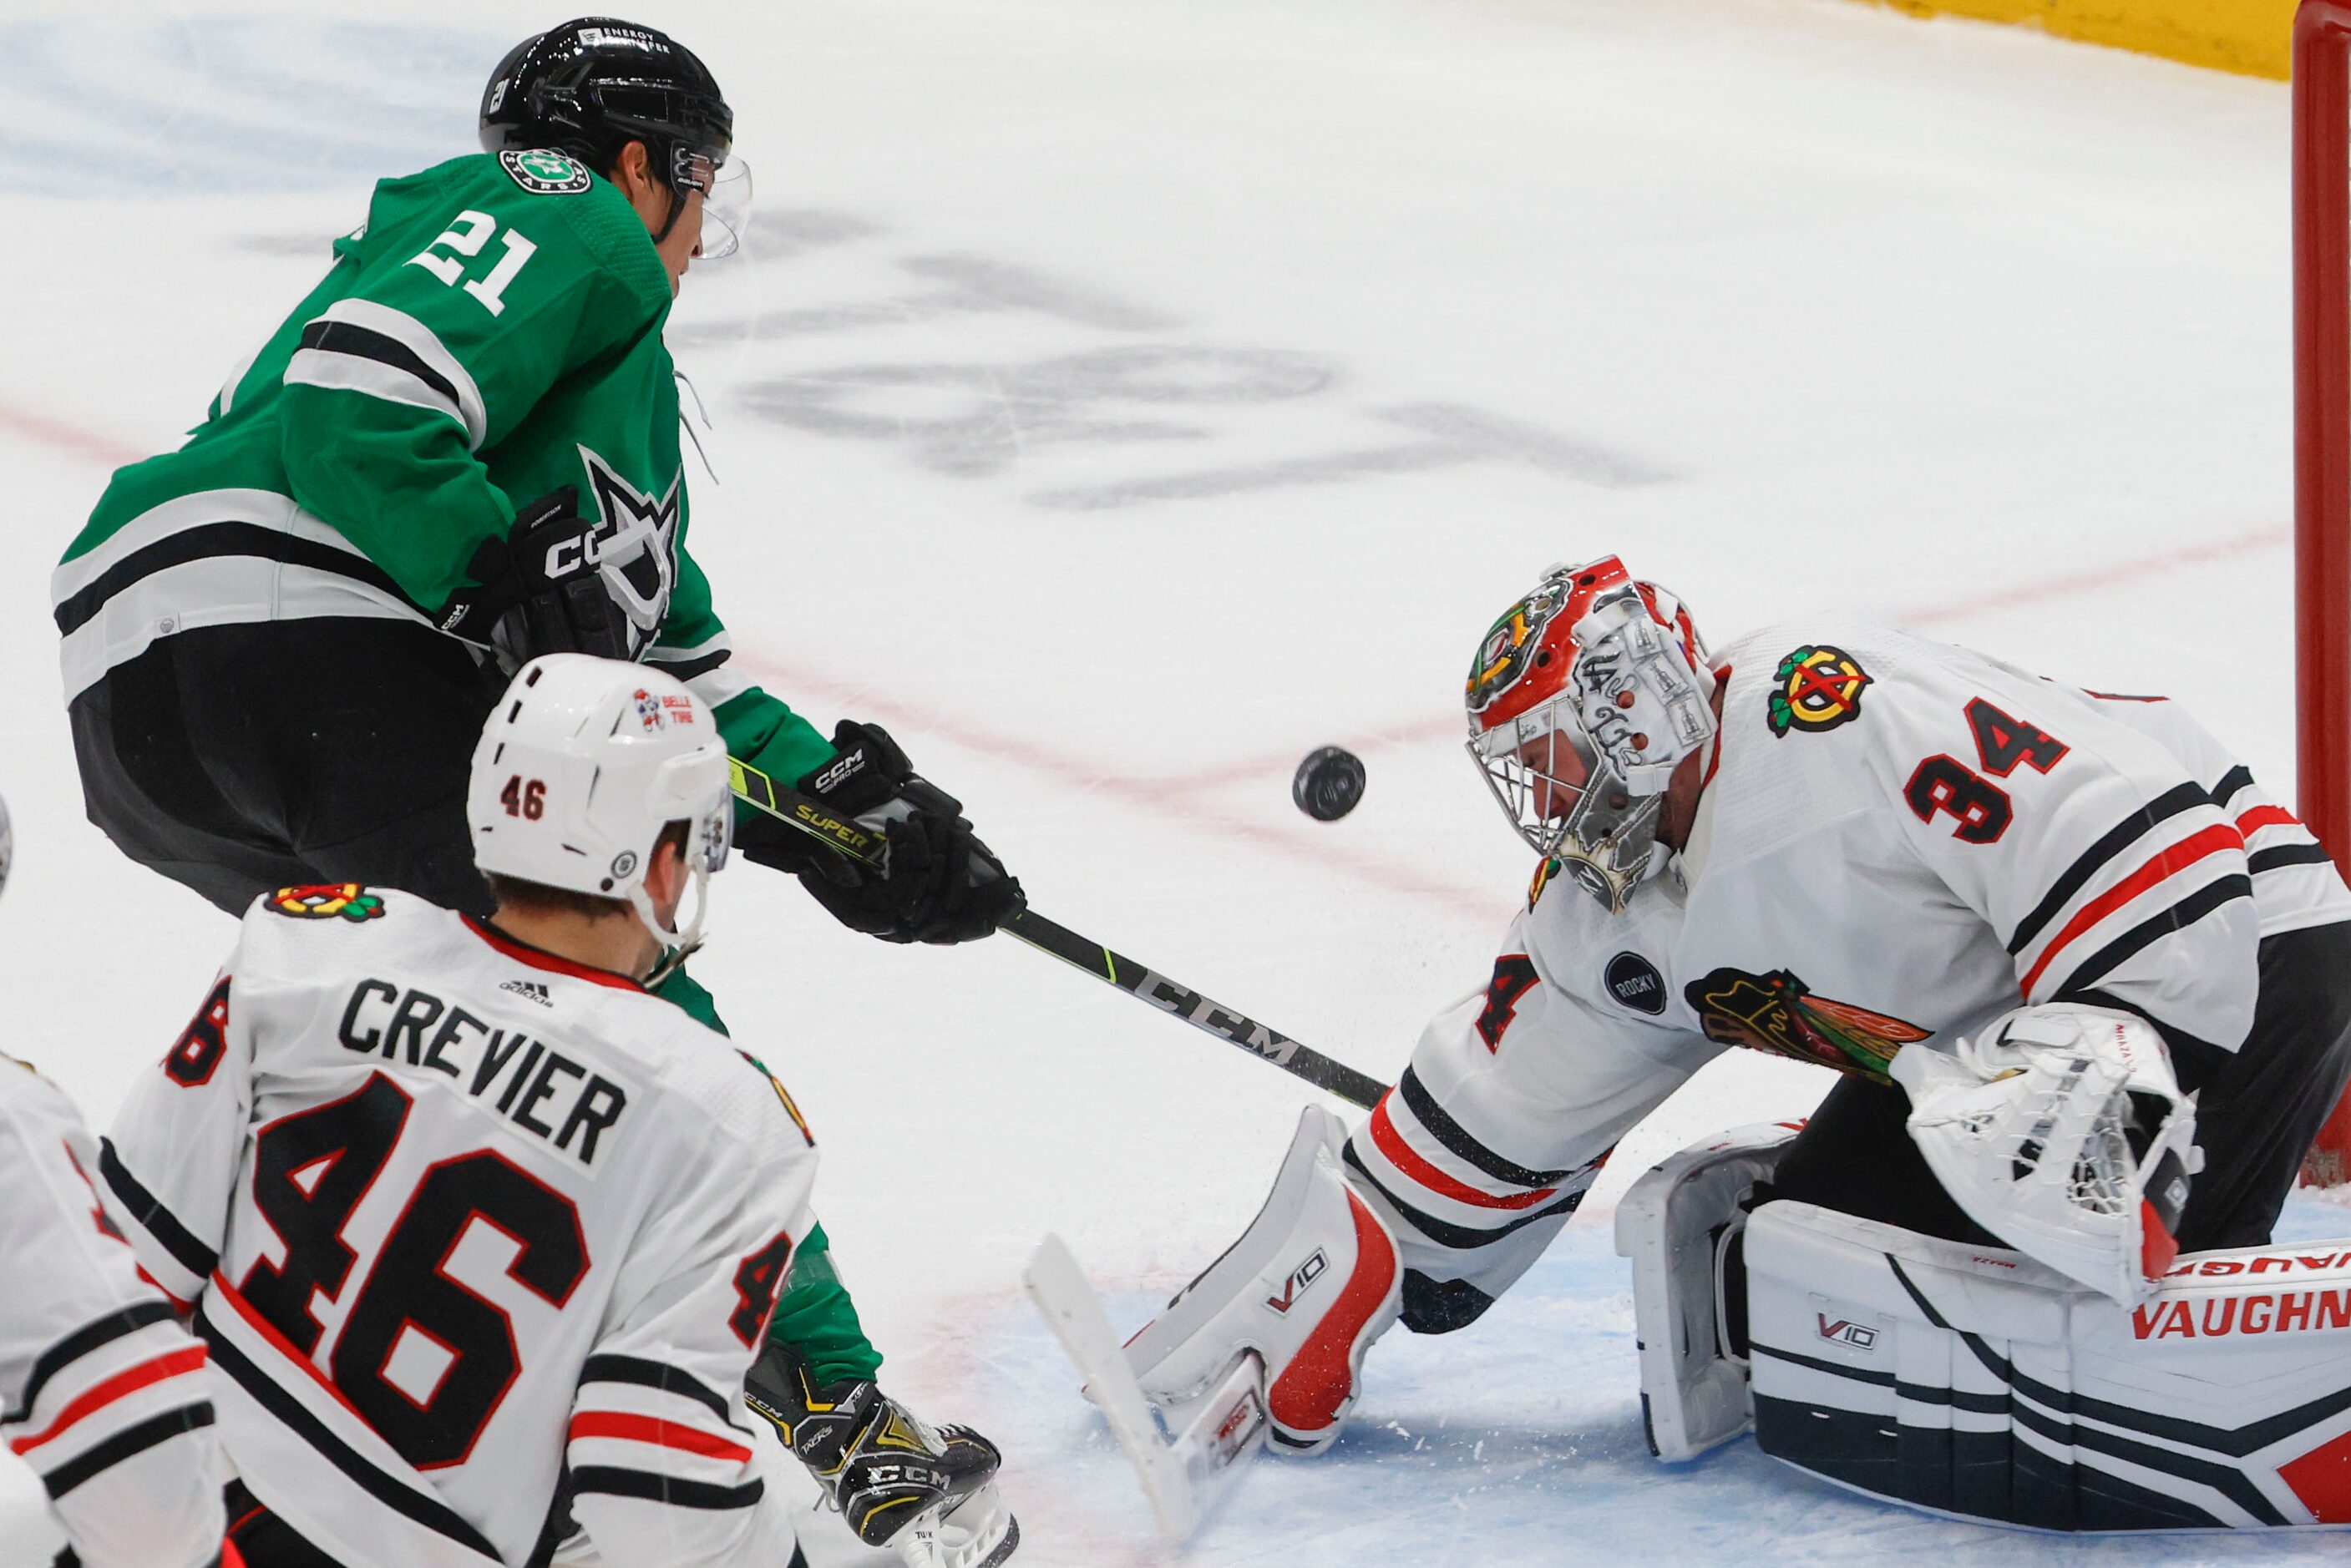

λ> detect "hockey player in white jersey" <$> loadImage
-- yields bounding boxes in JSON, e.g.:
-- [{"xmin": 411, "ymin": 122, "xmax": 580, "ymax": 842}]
[
  {"xmin": 0, "ymin": 797, "xmax": 235, "ymax": 1568},
  {"xmin": 94, "ymin": 656, "xmax": 825, "ymax": 1566},
  {"xmin": 1124, "ymin": 557, "xmax": 2351, "ymax": 1531}
]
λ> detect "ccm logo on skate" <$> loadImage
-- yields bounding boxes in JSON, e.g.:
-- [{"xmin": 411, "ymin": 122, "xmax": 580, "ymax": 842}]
[
  {"xmin": 1265, "ymin": 1249, "xmax": 1330, "ymax": 1315},
  {"xmin": 1816, "ymin": 1315, "xmax": 1878, "ymax": 1350}
]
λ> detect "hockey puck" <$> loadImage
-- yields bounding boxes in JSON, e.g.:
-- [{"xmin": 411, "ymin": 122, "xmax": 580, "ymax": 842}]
[{"xmin": 1293, "ymin": 746, "xmax": 1367, "ymax": 822}]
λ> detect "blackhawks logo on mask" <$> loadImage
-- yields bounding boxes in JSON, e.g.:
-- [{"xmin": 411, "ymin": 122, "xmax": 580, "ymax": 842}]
[
  {"xmin": 1467, "ymin": 577, "xmax": 1571, "ymax": 714},
  {"xmin": 1766, "ymin": 645, "xmax": 1871, "ymax": 736},
  {"xmin": 266, "ymin": 883, "xmax": 386, "ymax": 922},
  {"xmin": 1682, "ymin": 966, "xmax": 1928, "ymax": 1082}
]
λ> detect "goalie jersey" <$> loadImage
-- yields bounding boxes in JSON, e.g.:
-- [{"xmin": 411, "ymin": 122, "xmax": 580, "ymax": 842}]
[
  {"xmin": 99, "ymin": 888, "xmax": 816, "ymax": 1568},
  {"xmin": 1347, "ymin": 616, "xmax": 2351, "ymax": 1301},
  {"xmin": 0, "ymin": 1055, "xmax": 223, "ymax": 1568}
]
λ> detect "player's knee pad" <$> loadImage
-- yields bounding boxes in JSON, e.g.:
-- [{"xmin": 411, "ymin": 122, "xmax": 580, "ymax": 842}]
[
  {"xmin": 1746, "ymin": 1198, "xmax": 2351, "ymax": 1530},
  {"xmin": 1613, "ymin": 1122, "xmax": 1800, "ymax": 1460},
  {"xmin": 1125, "ymin": 1106, "xmax": 1403, "ymax": 1454}
]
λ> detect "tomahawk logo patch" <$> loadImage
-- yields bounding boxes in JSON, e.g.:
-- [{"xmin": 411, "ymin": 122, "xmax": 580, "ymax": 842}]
[
  {"xmin": 266, "ymin": 883, "xmax": 385, "ymax": 923},
  {"xmin": 1604, "ymin": 952, "xmax": 1667, "ymax": 1015},
  {"xmin": 1767, "ymin": 645, "xmax": 1871, "ymax": 736},
  {"xmin": 499, "ymin": 148, "xmax": 592, "ymax": 195},
  {"xmin": 1682, "ymin": 966, "xmax": 1928, "ymax": 1083}
]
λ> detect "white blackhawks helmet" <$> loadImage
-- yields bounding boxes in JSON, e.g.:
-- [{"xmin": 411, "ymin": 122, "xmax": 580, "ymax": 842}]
[{"xmin": 468, "ymin": 655, "xmax": 732, "ymax": 960}]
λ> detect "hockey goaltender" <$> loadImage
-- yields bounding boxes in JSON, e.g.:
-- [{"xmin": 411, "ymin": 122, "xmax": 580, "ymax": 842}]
[{"xmin": 1124, "ymin": 555, "xmax": 2351, "ymax": 1532}]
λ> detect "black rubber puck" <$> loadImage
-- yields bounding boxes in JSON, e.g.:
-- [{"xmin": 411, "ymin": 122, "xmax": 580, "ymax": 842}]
[{"xmin": 1293, "ymin": 746, "xmax": 1367, "ymax": 821}]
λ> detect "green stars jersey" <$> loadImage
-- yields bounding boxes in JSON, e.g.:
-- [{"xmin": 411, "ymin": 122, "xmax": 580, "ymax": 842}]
[{"xmin": 53, "ymin": 148, "xmax": 831, "ymax": 791}]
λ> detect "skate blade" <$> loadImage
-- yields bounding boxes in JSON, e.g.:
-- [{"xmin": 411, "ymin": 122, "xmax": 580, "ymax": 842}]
[{"xmin": 894, "ymin": 1484, "xmax": 1017, "ymax": 1568}]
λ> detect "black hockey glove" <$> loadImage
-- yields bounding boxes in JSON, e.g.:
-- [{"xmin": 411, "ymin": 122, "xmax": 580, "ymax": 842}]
[
  {"xmin": 743, "ymin": 1343, "xmax": 1005, "ymax": 1549},
  {"xmin": 737, "ymin": 720, "xmax": 1023, "ymax": 944},
  {"xmin": 443, "ymin": 487, "xmax": 631, "ymax": 663}
]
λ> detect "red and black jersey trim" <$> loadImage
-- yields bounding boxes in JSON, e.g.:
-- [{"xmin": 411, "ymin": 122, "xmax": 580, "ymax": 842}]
[
  {"xmin": 2251, "ymin": 842, "xmax": 2336, "ymax": 875},
  {"xmin": 2211, "ymin": 766, "xmax": 2255, "ymax": 807},
  {"xmin": 1396, "ymin": 1067, "xmax": 1576, "ymax": 1189},
  {"xmin": 570, "ymin": 1465, "xmax": 764, "ymax": 1510},
  {"xmin": 97, "ymin": 1141, "xmax": 216, "ymax": 1282},
  {"xmin": 39, "ymin": 1401, "xmax": 215, "ymax": 1500},
  {"xmin": 3, "ymin": 1301, "xmax": 179, "ymax": 1425},
  {"xmin": 2004, "ymin": 784, "xmax": 2212, "ymax": 957},
  {"xmin": 466, "ymin": 917, "xmax": 647, "ymax": 993},
  {"xmin": 577, "ymin": 1355, "xmax": 742, "ymax": 1430},
  {"xmin": 197, "ymin": 1315, "xmax": 501, "ymax": 1559},
  {"xmin": 1341, "ymin": 1142, "xmax": 1586, "ymax": 1252},
  {"xmin": 2049, "ymin": 875, "xmax": 2253, "ymax": 999},
  {"xmin": 52, "ymin": 524, "xmax": 424, "ymax": 638}
]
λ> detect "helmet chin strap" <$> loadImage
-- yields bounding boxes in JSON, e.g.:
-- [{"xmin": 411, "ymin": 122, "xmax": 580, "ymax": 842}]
[{"xmin": 631, "ymin": 859, "xmax": 712, "ymax": 990}]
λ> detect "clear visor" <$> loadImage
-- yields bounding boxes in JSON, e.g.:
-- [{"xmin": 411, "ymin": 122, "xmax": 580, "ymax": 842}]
[{"xmin": 685, "ymin": 154, "xmax": 752, "ymax": 261}]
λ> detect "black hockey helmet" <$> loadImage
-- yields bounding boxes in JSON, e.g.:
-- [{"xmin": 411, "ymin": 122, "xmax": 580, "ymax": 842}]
[{"xmin": 479, "ymin": 18, "xmax": 732, "ymax": 234}]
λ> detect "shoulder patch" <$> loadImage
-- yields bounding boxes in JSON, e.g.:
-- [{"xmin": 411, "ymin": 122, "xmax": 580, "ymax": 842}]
[
  {"xmin": 1604, "ymin": 952, "xmax": 1667, "ymax": 1015},
  {"xmin": 1766, "ymin": 644, "xmax": 1871, "ymax": 736},
  {"xmin": 1680, "ymin": 965, "xmax": 1928, "ymax": 1082},
  {"xmin": 266, "ymin": 883, "xmax": 384, "ymax": 922},
  {"xmin": 736, "ymin": 1051, "xmax": 813, "ymax": 1147},
  {"xmin": 499, "ymin": 148, "xmax": 593, "ymax": 195},
  {"xmin": 1527, "ymin": 856, "xmax": 1561, "ymax": 909}
]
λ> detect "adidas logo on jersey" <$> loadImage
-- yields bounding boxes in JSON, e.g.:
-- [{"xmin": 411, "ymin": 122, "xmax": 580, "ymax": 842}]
[{"xmin": 501, "ymin": 979, "xmax": 553, "ymax": 1007}]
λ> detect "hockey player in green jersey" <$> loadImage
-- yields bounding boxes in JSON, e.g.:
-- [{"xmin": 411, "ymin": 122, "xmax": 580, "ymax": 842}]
[{"xmin": 54, "ymin": 18, "xmax": 1017, "ymax": 1565}]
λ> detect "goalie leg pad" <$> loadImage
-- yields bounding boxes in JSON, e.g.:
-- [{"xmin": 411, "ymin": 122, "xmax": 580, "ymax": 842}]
[
  {"xmin": 1747, "ymin": 1198, "xmax": 2351, "ymax": 1530},
  {"xmin": 1612, "ymin": 1122, "xmax": 1799, "ymax": 1460},
  {"xmin": 1125, "ymin": 1107, "xmax": 1402, "ymax": 1453}
]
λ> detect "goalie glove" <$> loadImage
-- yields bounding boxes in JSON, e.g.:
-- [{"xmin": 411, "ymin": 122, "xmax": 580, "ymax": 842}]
[
  {"xmin": 1892, "ymin": 1002, "xmax": 2202, "ymax": 1306},
  {"xmin": 743, "ymin": 1343, "xmax": 1016, "ymax": 1564}
]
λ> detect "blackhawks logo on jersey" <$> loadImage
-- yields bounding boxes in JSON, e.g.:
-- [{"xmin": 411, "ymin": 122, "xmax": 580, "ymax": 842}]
[
  {"xmin": 499, "ymin": 148, "xmax": 593, "ymax": 195},
  {"xmin": 1527, "ymin": 856, "xmax": 1561, "ymax": 909},
  {"xmin": 1767, "ymin": 644, "xmax": 1871, "ymax": 736},
  {"xmin": 1682, "ymin": 966, "xmax": 1928, "ymax": 1083},
  {"xmin": 266, "ymin": 883, "xmax": 385, "ymax": 923},
  {"xmin": 737, "ymin": 1051, "xmax": 813, "ymax": 1146}
]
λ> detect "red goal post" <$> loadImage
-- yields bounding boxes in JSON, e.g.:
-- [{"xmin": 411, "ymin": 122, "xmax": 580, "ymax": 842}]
[{"xmin": 2295, "ymin": 0, "xmax": 2351, "ymax": 1184}]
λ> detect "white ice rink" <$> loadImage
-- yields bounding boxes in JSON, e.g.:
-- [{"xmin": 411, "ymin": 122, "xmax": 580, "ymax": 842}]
[{"xmin": 1, "ymin": 0, "xmax": 2346, "ymax": 1561}]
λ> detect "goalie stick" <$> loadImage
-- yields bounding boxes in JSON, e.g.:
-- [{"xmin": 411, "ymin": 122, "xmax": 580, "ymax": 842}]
[
  {"xmin": 1021, "ymin": 1233, "xmax": 1267, "ymax": 1541},
  {"xmin": 729, "ymin": 756, "xmax": 1386, "ymax": 1109}
]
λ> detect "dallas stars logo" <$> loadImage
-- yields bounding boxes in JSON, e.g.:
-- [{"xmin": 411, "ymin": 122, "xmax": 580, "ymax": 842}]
[
  {"xmin": 1767, "ymin": 644, "xmax": 1871, "ymax": 736},
  {"xmin": 577, "ymin": 446, "xmax": 681, "ymax": 652}
]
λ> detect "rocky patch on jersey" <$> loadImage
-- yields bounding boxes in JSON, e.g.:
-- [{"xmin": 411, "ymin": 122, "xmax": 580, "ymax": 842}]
[
  {"xmin": 1467, "ymin": 575, "xmax": 1571, "ymax": 713},
  {"xmin": 267, "ymin": 883, "xmax": 385, "ymax": 922},
  {"xmin": 1681, "ymin": 965, "xmax": 1928, "ymax": 1081},
  {"xmin": 1604, "ymin": 952, "xmax": 1667, "ymax": 1015},
  {"xmin": 499, "ymin": 148, "xmax": 593, "ymax": 195},
  {"xmin": 1767, "ymin": 644, "xmax": 1871, "ymax": 736}
]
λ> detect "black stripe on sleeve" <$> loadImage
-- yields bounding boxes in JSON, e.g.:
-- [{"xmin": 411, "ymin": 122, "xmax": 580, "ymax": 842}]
[
  {"xmin": 2053, "ymin": 875, "xmax": 2254, "ymax": 999},
  {"xmin": 199, "ymin": 1316, "xmax": 500, "ymax": 1559},
  {"xmin": 4, "ymin": 1301, "xmax": 179, "ymax": 1424},
  {"xmin": 2005, "ymin": 784, "xmax": 2214, "ymax": 957},
  {"xmin": 569, "ymin": 1466, "xmax": 763, "ymax": 1511},
  {"xmin": 578, "ymin": 1355, "xmax": 734, "ymax": 1424},
  {"xmin": 41, "ymin": 1402, "xmax": 213, "ymax": 1499},
  {"xmin": 55, "ymin": 524, "xmax": 420, "ymax": 636},
  {"xmin": 96, "ymin": 1141, "xmax": 217, "ymax": 1282},
  {"xmin": 296, "ymin": 320, "xmax": 462, "ymax": 414},
  {"xmin": 2209, "ymin": 766, "xmax": 2255, "ymax": 806},
  {"xmin": 1396, "ymin": 1067, "xmax": 1575, "ymax": 1188},
  {"xmin": 1341, "ymin": 1142, "xmax": 1586, "ymax": 1253},
  {"xmin": 2251, "ymin": 842, "xmax": 2337, "ymax": 875},
  {"xmin": 642, "ymin": 648, "xmax": 732, "ymax": 684}
]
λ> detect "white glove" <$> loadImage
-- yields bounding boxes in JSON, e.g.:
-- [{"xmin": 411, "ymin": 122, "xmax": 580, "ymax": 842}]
[{"xmin": 1892, "ymin": 1003, "xmax": 2201, "ymax": 1306}]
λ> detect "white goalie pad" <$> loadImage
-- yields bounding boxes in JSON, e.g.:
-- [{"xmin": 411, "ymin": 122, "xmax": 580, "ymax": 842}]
[
  {"xmin": 1746, "ymin": 1199, "xmax": 2351, "ymax": 1531},
  {"xmin": 1894, "ymin": 1003, "xmax": 2201, "ymax": 1306},
  {"xmin": 1612, "ymin": 1121, "xmax": 1800, "ymax": 1460}
]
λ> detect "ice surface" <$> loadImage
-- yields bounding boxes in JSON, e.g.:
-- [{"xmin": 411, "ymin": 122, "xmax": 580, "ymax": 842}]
[{"xmin": 0, "ymin": 0, "xmax": 2335, "ymax": 1561}]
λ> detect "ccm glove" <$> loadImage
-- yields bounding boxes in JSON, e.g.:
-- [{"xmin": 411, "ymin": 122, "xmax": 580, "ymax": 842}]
[
  {"xmin": 443, "ymin": 486, "xmax": 631, "ymax": 663},
  {"xmin": 737, "ymin": 721, "xmax": 1022, "ymax": 943}
]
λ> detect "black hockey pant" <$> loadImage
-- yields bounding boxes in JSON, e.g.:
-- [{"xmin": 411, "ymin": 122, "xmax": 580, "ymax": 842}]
[
  {"xmin": 1771, "ymin": 919, "xmax": 2351, "ymax": 1253},
  {"xmin": 68, "ymin": 620, "xmax": 507, "ymax": 918}
]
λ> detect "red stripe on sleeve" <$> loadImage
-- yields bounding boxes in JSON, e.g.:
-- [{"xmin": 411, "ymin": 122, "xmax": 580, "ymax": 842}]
[
  {"xmin": 1366, "ymin": 1095, "xmax": 1558, "ymax": 1211},
  {"xmin": 568, "ymin": 1411, "xmax": 752, "ymax": 1463},
  {"xmin": 10, "ymin": 1343, "xmax": 208, "ymax": 1454},
  {"xmin": 2019, "ymin": 823, "xmax": 2244, "ymax": 997},
  {"xmin": 2235, "ymin": 805, "xmax": 2300, "ymax": 837}
]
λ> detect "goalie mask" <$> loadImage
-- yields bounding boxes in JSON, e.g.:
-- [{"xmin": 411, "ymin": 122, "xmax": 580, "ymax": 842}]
[
  {"xmin": 468, "ymin": 655, "xmax": 732, "ymax": 973},
  {"xmin": 1465, "ymin": 557, "xmax": 1717, "ymax": 911}
]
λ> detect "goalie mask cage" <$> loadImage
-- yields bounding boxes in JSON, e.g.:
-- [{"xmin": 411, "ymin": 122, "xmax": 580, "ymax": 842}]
[{"xmin": 2295, "ymin": 0, "xmax": 2351, "ymax": 1184}]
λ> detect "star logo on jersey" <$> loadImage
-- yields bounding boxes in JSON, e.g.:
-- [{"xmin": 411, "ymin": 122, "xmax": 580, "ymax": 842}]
[
  {"xmin": 266, "ymin": 883, "xmax": 386, "ymax": 922},
  {"xmin": 1767, "ymin": 645, "xmax": 1871, "ymax": 736},
  {"xmin": 578, "ymin": 447, "xmax": 681, "ymax": 655},
  {"xmin": 499, "ymin": 148, "xmax": 593, "ymax": 195},
  {"xmin": 1681, "ymin": 966, "xmax": 1928, "ymax": 1083}
]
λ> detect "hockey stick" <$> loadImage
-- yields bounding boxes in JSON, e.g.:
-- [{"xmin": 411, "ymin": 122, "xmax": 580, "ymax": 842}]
[{"xmin": 727, "ymin": 757, "xmax": 1386, "ymax": 1110}]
